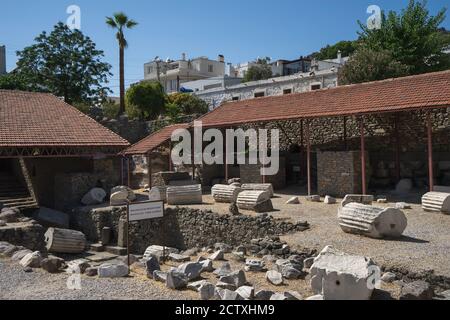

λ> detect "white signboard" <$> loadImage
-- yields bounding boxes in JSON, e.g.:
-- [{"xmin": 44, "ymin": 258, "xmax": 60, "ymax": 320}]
[{"xmin": 128, "ymin": 201, "xmax": 164, "ymax": 222}]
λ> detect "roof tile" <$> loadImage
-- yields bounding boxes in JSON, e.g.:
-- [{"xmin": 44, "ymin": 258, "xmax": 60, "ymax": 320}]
[
  {"xmin": 196, "ymin": 70, "xmax": 450, "ymax": 128},
  {"xmin": 0, "ymin": 90, "xmax": 130, "ymax": 148}
]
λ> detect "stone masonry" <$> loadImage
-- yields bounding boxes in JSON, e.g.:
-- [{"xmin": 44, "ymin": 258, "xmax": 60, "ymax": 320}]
[{"xmin": 71, "ymin": 206, "xmax": 309, "ymax": 254}]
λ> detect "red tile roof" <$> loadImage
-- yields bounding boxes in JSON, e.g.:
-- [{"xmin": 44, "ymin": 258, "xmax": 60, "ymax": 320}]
[
  {"xmin": 121, "ymin": 123, "xmax": 189, "ymax": 155},
  {"xmin": 196, "ymin": 70, "xmax": 450, "ymax": 128},
  {"xmin": 0, "ymin": 90, "xmax": 130, "ymax": 148}
]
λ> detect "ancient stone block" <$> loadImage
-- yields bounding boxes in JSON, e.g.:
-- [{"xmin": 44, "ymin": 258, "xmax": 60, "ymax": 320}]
[
  {"xmin": 422, "ymin": 192, "xmax": 450, "ymax": 214},
  {"xmin": 310, "ymin": 246, "xmax": 376, "ymax": 300},
  {"xmin": 212, "ymin": 184, "xmax": 242, "ymax": 203},
  {"xmin": 237, "ymin": 190, "xmax": 271, "ymax": 211},
  {"xmin": 81, "ymin": 188, "xmax": 106, "ymax": 205},
  {"xmin": 338, "ymin": 203, "xmax": 407, "ymax": 238},
  {"xmin": 98, "ymin": 263, "xmax": 129, "ymax": 278},
  {"xmin": 241, "ymin": 184, "xmax": 274, "ymax": 197},
  {"xmin": 166, "ymin": 184, "xmax": 202, "ymax": 205}
]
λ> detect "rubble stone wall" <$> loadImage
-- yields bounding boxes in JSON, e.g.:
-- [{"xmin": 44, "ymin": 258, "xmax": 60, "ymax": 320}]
[
  {"xmin": 71, "ymin": 206, "xmax": 307, "ymax": 254},
  {"xmin": 0, "ymin": 223, "xmax": 46, "ymax": 252},
  {"xmin": 53, "ymin": 158, "xmax": 121, "ymax": 212}
]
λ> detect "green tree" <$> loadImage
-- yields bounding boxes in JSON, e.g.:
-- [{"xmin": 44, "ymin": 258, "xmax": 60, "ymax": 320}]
[
  {"xmin": 15, "ymin": 22, "xmax": 111, "ymax": 104},
  {"xmin": 125, "ymin": 81, "xmax": 166, "ymax": 120},
  {"xmin": 166, "ymin": 93, "xmax": 209, "ymax": 115},
  {"xmin": 165, "ymin": 102, "xmax": 183, "ymax": 124},
  {"xmin": 311, "ymin": 40, "xmax": 358, "ymax": 60},
  {"xmin": 106, "ymin": 12, "xmax": 138, "ymax": 115},
  {"xmin": 338, "ymin": 47, "xmax": 410, "ymax": 85},
  {"xmin": 358, "ymin": 0, "xmax": 450, "ymax": 75},
  {"xmin": 0, "ymin": 73, "xmax": 35, "ymax": 91},
  {"xmin": 243, "ymin": 57, "xmax": 273, "ymax": 82}
]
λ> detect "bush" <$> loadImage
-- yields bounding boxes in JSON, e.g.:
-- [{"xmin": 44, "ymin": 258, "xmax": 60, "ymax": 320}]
[{"xmin": 166, "ymin": 93, "xmax": 208, "ymax": 115}]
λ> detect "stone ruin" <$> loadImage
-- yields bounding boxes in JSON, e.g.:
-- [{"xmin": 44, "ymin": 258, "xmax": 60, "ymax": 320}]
[
  {"xmin": 422, "ymin": 188, "xmax": 450, "ymax": 214},
  {"xmin": 338, "ymin": 194, "xmax": 407, "ymax": 239},
  {"xmin": 310, "ymin": 246, "xmax": 377, "ymax": 300}
]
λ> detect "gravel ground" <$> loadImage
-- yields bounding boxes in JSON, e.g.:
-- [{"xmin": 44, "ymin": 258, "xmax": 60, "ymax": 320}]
[
  {"xmin": 0, "ymin": 252, "xmax": 400, "ymax": 300},
  {"xmin": 0, "ymin": 259, "xmax": 191, "ymax": 300},
  {"xmin": 178, "ymin": 187, "xmax": 450, "ymax": 279}
]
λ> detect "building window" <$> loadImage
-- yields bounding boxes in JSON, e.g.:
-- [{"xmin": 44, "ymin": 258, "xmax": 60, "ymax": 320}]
[
  {"xmin": 311, "ymin": 84, "xmax": 321, "ymax": 91},
  {"xmin": 208, "ymin": 65, "xmax": 214, "ymax": 73},
  {"xmin": 232, "ymin": 96, "xmax": 239, "ymax": 101},
  {"xmin": 283, "ymin": 88, "xmax": 292, "ymax": 95},
  {"xmin": 147, "ymin": 66, "xmax": 153, "ymax": 74},
  {"xmin": 254, "ymin": 92, "xmax": 265, "ymax": 98}
]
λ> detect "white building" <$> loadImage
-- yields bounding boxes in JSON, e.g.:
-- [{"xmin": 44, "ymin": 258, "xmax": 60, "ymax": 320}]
[
  {"xmin": 195, "ymin": 68, "xmax": 340, "ymax": 110},
  {"xmin": 312, "ymin": 51, "xmax": 349, "ymax": 71},
  {"xmin": 191, "ymin": 52, "xmax": 348, "ymax": 109},
  {"xmin": 181, "ymin": 75, "xmax": 243, "ymax": 93},
  {"xmin": 0, "ymin": 46, "xmax": 6, "ymax": 75},
  {"xmin": 232, "ymin": 57, "xmax": 312, "ymax": 78},
  {"xmin": 143, "ymin": 54, "xmax": 227, "ymax": 93}
]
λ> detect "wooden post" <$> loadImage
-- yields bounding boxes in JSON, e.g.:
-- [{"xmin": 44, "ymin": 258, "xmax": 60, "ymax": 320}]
[
  {"xmin": 427, "ymin": 113, "xmax": 434, "ymax": 192},
  {"xmin": 147, "ymin": 153, "xmax": 152, "ymax": 189},
  {"xmin": 127, "ymin": 157, "xmax": 131, "ymax": 188},
  {"xmin": 360, "ymin": 117, "xmax": 367, "ymax": 195},
  {"xmin": 394, "ymin": 114, "xmax": 401, "ymax": 182},
  {"xmin": 120, "ymin": 157, "xmax": 124, "ymax": 185},
  {"xmin": 300, "ymin": 120, "xmax": 304, "ymax": 147},
  {"xmin": 306, "ymin": 120, "xmax": 311, "ymax": 196},
  {"xmin": 224, "ymin": 128, "xmax": 229, "ymax": 182},
  {"xmin": 343, "ymin": 116, "xmax": 348, "ymax": 150}
]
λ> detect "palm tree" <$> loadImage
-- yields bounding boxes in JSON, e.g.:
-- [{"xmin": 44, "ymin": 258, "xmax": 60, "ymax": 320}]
[{"xmin": 106, "ymin": 12, "xmax": 138, "ymax": 115}]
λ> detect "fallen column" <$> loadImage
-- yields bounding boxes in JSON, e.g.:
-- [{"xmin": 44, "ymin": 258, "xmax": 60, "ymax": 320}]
[
  {"xmin": 338, "ymin": 203, "xmax": 407, "ymax": 238},
  {"xmin": 341, "ymin": 194, "xmax": 374, "ymax": 207},
  {"xmin": 45, "ymin": 227, "xmax": 87, "ymax": 254},
  {"xmin": 166, "ymin": 184, "xmax": 203, "ymax": 205},
  {"xmin": 241, "ymin": 184, "xmax": 274, "ymax": 197},
  {"xmin": 421, "ymin": 192, "xmax": 450, "ymax": 214},
  {"xmin": 211, "ymin": 184, "xmax": 242, "ymax": 203},
  {"xmin": 236, "ymin": 190, "xmax": 271, "ymax": 211}
]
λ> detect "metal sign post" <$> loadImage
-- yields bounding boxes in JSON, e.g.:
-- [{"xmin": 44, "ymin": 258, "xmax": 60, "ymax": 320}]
[{"xmin": 125, "ymin": 200, "xmax": 165, "ymax": 275}]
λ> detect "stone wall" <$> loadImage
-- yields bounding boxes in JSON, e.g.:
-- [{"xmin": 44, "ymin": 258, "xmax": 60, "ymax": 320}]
[
  {"xmin": 317, "ymin": 151, "xmax": 369, "ymax": 197},
  {"xmin": 91, "ymin": 113, "xmax": 199, "ymax": 144},
  {"xmin": 71, "ymin": 206, "xmax": 308, "ymax": 254},
  {"xmin": 53, "ymin": 158, "xmax": 121, "ymax": 212},
  {"xmin": 244, "ymin": 109, "xmax": 450, "ymax": 190},
  {"xmin": 26, "ymin": 157, "xmax": 93, "ymax": 210},
  {"xmin": 0, "ymin": 222, "xmax": 46, "ymax": 252}
]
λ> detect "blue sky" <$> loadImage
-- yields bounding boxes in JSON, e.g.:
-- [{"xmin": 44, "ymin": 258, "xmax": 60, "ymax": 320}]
[{"xmin": 1, "ymin": 0, "xmax": 449, "ymax": 95}]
